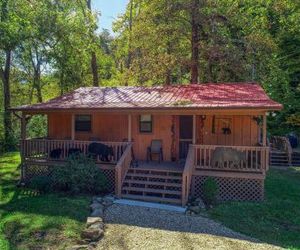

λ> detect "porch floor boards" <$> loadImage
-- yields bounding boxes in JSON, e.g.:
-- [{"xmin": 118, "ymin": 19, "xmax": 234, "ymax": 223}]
[{"xmin": 133, "ymin": 160, "xmax": 184, "ymax": 173}]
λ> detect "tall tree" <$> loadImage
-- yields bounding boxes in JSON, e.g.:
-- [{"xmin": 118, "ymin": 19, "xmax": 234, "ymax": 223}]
[
  {"xmin": 0, "ymin": 0, "xmax": 12, "ymax": 148},
  {"xmin": 0, "ymin": 0, "xmax": 28, "ymax": 149},
  {"xmin": 87, "ymin": 0, "xmax": 99, "ymax": 86},
  {"xmin": 190, "ymin": 0, "xmax": 200, "ymax": 84}
]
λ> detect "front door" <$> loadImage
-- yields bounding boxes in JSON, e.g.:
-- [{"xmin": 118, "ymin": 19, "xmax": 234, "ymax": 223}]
[{"xmin": 179, "ymin": 115, "xmax": 193, "ymax": 159}]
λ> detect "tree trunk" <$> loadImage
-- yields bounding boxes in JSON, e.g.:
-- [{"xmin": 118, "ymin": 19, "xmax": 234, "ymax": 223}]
[
  {"xmin": 30, "ymin": 47, "xmax": 43, "ymax": 102},
  {"xmin": 1, "ymin": 50, "xmax": 13, "ymax": 149},
  {"xmin": 87, "ymin": 0, "xmax": 99, "ymax": 87},
  {"xmin": 125, "ymin": 0, "xmax": 134, "ymax": 86},
  {"xmin": 34, "ymin": 68, "xmax": 43, "ymax": 103},
  {"xmin": 190, "ymin": 0, "xmax": 200, "ymax": 84},
  {"xmin": 165, "ymin": 70, "xmax": 171, "ymax": 85},
  {"xmin": 91, "ymin": 51, "xmax": 99, "ymax": 87}
]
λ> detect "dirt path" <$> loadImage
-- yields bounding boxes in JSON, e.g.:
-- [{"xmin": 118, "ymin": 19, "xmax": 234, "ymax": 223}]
[{"xmin": 97, "ymin": 204, "xmax": 281, "ymax": 250}]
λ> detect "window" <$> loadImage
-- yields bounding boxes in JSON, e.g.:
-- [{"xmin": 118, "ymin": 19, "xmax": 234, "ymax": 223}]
[
  {"xmin": 139, "ymin": 115, "xmax": 152, "ymax": 133},
  {"xmin": 75, "ymin": 115, "xmax": 92, "ymax": 132}
]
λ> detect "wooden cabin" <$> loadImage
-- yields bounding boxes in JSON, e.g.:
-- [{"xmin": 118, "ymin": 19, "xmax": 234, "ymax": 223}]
[{"xmin": 12, "ymin": 83, "xmax": 282, "ymax": 205}]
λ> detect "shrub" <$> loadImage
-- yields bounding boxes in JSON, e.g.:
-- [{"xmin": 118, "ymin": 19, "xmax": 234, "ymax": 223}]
[
  {"xmin": 52, "ymin": 154, "xmax": 108, "ymax": 194},
  {"xmin": 28, "ymin": 176, "xmax": 53, "ymax": 193},
  {"xmin": 203, "ymin": 177, "xmax": 218, "ymax": 206}
]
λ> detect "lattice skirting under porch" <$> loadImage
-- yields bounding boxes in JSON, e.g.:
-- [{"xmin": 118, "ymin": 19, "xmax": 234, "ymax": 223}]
[
  {"xmin": 190, "ymin": 174, "xmax": 264, "ymax": 202},
  {"xmin": 21, "ymin": 163, "xmax": 116, "ymax": 193},
  {"xmin": 101, "ymin": 168, "xmax": 115, "ymax": 193}
]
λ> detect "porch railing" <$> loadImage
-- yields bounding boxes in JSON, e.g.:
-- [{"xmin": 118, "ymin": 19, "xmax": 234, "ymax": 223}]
[
  {"xmin": 194, "ymin": 145, "xmax": 269, "ymax": 173},
  {"xmin": 21, "ymin": 139, "xmax": 129, "ymax": 164},
  {"xmin": 115, "ymin": 143, "xmax": 133, "ymax": 197},
  {"xmin": 182, "ymin": 145, "xmax": 195, "ymax": 206}
]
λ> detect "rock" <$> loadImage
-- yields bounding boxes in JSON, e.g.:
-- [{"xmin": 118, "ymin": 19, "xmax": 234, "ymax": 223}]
[
  {"xmin": 86, "ymin": 217, "xmax": 103, "ymax": 227},
  {"xmin": 33, "ymin": 231, "xmax": 46, "ymax": 240},
  {"xmin": 88, "ymin": 242, "xmax": 98, "ymax": 249},
  {"xmin": 91, "ymin": 208, "xmax": 104, "ymax": 217},
  {"xmin": 185, "ymin": 210, "xmax": 192, "ymax": 216},
  {"xmin": 88, "ymin": 222, "xmax": 104, "ymax": 230},
  {"xmin": 67, "ymin": 245, "xmax": 88, "ymax": 250},
  {"xmin": 103, "ymin": 195, "xmax": 114, "ymax": 201},
  {"xmin": 95, "ymin": 197, "xmax": 103, "ymax": 203},
  {"xmin": 102, "ymin": 200, "xmax": 113, "ymax": 207},
  {"xmin": 102, "ymin": 196, "xmax": 114, "ymax": 207},
  {"xmin": 81, "ymin": 228, "xmax": 104, "ymax": 242},
  {"xmin": 90, "ymin": 203, "xmax": 103, "ymax": 211},
  {"xmin": 102, "ymin": 195, "xmax": 115, "ymax": 205},
  {"xmin": 189, "ymin": 206, "xmax": 201, "ymax": 214},
  {"xmin": 76, "ymin": 239, "xmax": 90, "ymax": 245},
  {"xmin": 195, "ymin": 198, "xmax": 206, "ymax": 209}
]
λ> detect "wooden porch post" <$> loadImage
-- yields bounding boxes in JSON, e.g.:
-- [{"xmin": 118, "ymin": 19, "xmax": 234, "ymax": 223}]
[
  {"xmin": 128, "ymin": 114, "xmax": 132, "ymax": 142},
  {"xmin": 21, "ymin": 112, "xmax": 27, "ymax": 140},
  {"xmin": 71, "ymin": 114, "xmax": 75, "ymax": 140},
  {"xmin": 20, "ymin": 112, "xmax": 27, "ymax": 181},
  {"xmin": 263, "ymin": 114, "xmax": 267, "ymax": 146},
  {"xmin": 192, "ymin": 115, "xmax": 196, "ymax": 144},
  {"xmin": 263, "ymin": 113, "xmax": 268, "ymax": 171}
]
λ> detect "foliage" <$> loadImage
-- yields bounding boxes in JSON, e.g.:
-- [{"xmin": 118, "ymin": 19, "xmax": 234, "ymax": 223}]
[
  {"xmin": 52, "ymin": 154, "xmax": 108, "ymax": 194},
  {"xmin": 113, "ymin": 0, "xmax": 300, "ymax": 135},
  {"xmin": 209, "ymin": 168, "xmax": 300, "ymax": 249},
  {"xmin": 202, "ymin": 177, "xmax": 218, "ymax": 206},
  {"xmin": 26, "ymin": 115, "xmax": 47, "ymax": 139},
  {"xmin": 28, "ymin": 176, "xmax": 52, "ymax": 193},
  {"xmin": 0, "ymin": 152, "xmax": 90, "ymax": 249},
  {"xmin": 0, "ymin": 0, "xmax": 300, "ymax": 149}
]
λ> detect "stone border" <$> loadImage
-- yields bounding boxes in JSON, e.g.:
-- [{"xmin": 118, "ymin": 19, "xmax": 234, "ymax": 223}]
[
  {"xmin": 69, "ymin": 195, "xmax": 115, "ymax": 250},
  {"xmin": 185, "ymin": 197, "xmax": 207, "ymax": 216}
]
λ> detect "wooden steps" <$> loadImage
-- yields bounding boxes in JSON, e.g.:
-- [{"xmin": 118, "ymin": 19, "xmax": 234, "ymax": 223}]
[
  {"xmin": 122, "ymin": 187, "xmax": 182, "ymax": 195},
  {"xmin": 125, "ymin": 172, "xmax": 182, "ymax": 180},
  {"xmin": 270, "ymin": 150, "xmax": 300, "ymax": 167},
  {"xmin": 121, "ymin": 168, "xmax": 183, "ymax": 205},
  {"xmin": 121, "ymin": 194, "xmax": 182, "ymax": 205},
  {"xmin": 270, "ymin": 150, "xmax": 289, "ymax": 167},
  {"xmin": 124, "ymin": 179, "xmax": 182, "ymax": 188},
  {"xmin": 292, "ymin": 152, "xmax": 300, "ymax": 166}
]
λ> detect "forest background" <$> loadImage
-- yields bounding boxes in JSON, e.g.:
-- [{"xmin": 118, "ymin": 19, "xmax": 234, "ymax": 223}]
[{"xmin": 0, "ymin": 0, "xmax": 299, "ymax": 151}]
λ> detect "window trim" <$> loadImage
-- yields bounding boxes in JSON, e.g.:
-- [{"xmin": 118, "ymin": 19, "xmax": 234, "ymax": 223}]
[
  {"xmin": 75, "ymin": 114, "xmax": 92, "ymax": 133},
  {"xmin": 139, "ymin": 115, "xmax": 153, "ymax": 133}
]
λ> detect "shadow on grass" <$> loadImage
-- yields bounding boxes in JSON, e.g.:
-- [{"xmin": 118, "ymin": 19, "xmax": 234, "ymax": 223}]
[
  {"xmin": 0, "ymin": 189, "xmax": 90, "ymax": 250},
  {"xmin": 0, "ymin": 179, "xmax": 90, "ymax": 249},
  {"xmin": 0, "ymin": 152, "xmax": 91, "ymax": 249}
]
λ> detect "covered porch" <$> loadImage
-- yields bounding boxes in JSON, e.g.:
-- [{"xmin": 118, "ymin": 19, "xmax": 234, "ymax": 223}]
[
  {"xmin": 19, "ymin": 110, "xmax": 269, "ymax": 169},
  {"xmin": 13, "ymin": 83, "xmax": 281, "ymax": 206}
]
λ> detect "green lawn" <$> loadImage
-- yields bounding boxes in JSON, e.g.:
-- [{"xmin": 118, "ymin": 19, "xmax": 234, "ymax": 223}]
[
  {"xmin": 1, "ymin": 153, "xmax": 300, "ymax": 249},
  {"xmin": 0, "ymin": 152, "xmax": 90, "ymax": 250},
  {"xmin": 209, "ymin": 167, "xmax": 300, "ymax": 249}
]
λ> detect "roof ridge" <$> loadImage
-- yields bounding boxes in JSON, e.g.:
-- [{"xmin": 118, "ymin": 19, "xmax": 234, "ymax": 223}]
[{"xmin": 76, "ymin": 82, "xmax": 260, "ymax": 90}]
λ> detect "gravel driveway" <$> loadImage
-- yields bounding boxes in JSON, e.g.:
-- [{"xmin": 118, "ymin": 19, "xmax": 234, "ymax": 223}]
[{"xmin": 97, "ymin": 204, "xmax": 281, "ymax": 250}]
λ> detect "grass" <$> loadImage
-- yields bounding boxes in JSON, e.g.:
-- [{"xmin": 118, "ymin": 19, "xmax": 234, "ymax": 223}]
[
  {"xmin": 209, "ymin": 167, "xmax": 300, "ymax": 249},
  {"xmin": 0, "ymin": 152, "xmax": 90, "ymax": 250},
  {"xmin": 1, "ymin": 152, "xmax": 300, "ymax": 249}
]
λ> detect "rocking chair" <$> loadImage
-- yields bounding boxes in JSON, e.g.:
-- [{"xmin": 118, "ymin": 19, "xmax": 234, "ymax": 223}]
[{"xmin": 147, "ymin": 140, "xmax": 163, "ymax": 163}]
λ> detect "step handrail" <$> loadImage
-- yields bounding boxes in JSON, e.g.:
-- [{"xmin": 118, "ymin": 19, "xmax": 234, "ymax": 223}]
[
  {"xmin": 182, "ymin": 145, "xmax": 195, "ymax": 206},
  {"xmin": 115, "ymin": 143, "xmax": 133, "ymax": 197}
]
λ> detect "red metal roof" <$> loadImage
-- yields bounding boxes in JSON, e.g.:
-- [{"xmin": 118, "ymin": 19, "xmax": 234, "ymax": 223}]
[{"xmin": 12, "ymin": 83, "xmax": 282, "ymax": 111}]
